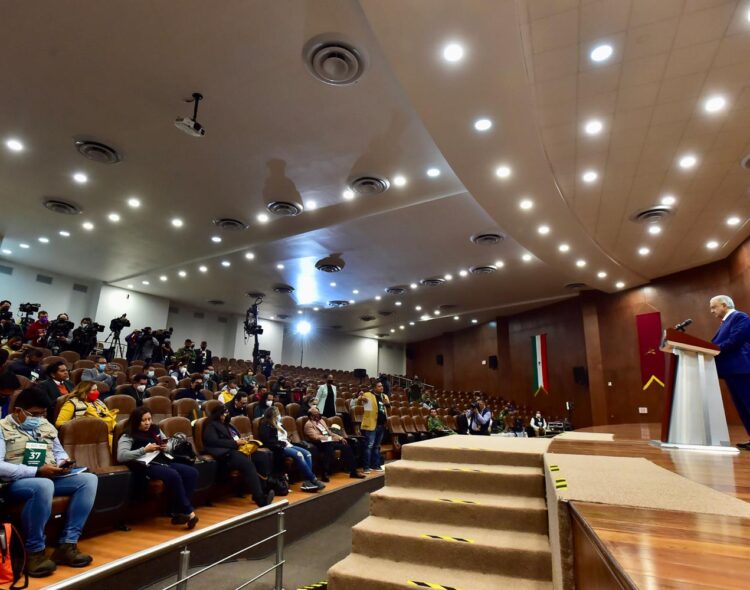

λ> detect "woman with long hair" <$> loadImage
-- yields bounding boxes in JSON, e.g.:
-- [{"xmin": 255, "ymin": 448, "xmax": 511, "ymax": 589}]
[
  {"xmin": 55, "ymin": 381, "xmax": 118, "ymax": 446},
  {"xmin": 117, "ymin": 406, "xmax": 199, "ymax": 529}
]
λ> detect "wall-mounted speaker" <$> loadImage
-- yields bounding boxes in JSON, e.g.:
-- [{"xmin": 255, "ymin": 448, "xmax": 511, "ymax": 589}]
[
  {"xmin": 488, "ymin": 355, "xmax": 498, "ymax": 369},
  {"xmin": 573, "ymin": 365, "xmax": 588, "ymax": 386},
  {"xmin": 406, "ymin": 347, "xmax": 415, "ymax": 360},
  {"xmin": 436, "ymin": 354, "xmax": 444, "ymax": 366}
]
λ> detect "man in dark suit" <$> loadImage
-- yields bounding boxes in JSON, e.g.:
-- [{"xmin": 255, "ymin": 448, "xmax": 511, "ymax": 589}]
[
  {"xmin": 710, "ymin": 295, "xmax": 750, "ymax": 449},
  {"xmin": 38, "ymin": 360, "xmax": 74, "ymax": 421}
]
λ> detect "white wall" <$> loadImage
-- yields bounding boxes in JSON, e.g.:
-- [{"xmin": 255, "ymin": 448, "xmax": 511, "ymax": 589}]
[
  {"xmin": 281, "ymin": 327, "xmax": 379, "ymax": 375},
  {"xmin": 166, "ymin": 303, "xmax": 235, "ymax": 358},
  {"xmin": 234, "ymin": 317, "xmax": 284, "ymax": 363},
  {"xmin": 94, "ymin": 285, "xmax": 169, "ymax": 335},
  {"xmin": 378, "ymin": 342, "xmax": 406, "ymax": 376}
]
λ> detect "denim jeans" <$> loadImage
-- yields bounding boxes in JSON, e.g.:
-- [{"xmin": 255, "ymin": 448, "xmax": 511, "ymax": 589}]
[
  {"xmin": 362, "ymin": 426, "xmax": 384, "ymax": 470},
  {"xmin": 7, "ymin": 472, "xmax": 98, "ymax": 552},
  {"xmin": 282, "ymin": 445, "xmax": 316, "ymax": 481},
  {"xmin": 147, "ymin": 462, "xmax": 198, "ymax": 515}
]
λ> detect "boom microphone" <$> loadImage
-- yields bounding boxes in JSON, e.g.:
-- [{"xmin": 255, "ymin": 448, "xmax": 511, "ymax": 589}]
[{"xmin": 675, "ymin": 318, "xmax": 693, "ymax": 332}]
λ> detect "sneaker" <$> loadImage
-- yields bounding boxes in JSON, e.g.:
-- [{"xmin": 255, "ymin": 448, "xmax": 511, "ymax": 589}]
[
  {"xmin": 256, "ymin": 489, "xmax": 275, "ymax": 507},
  {"xmin": 187, "ymin": 515, "xmax": 199, "ymax": 530},
  {"xmin": 372, "ymin": 466, "xmax": 384, "ymax": 472},
  {"xmin": 300, "ymin": 480, "xmax": 320, "ymax": 492},
  {"xmin": 349, "ymin": 471, "xmax": 366, "ymax": 479},
  {"xmin": 51, "ymin": 543, "xmax": 93, "ymax": 568},
  {"xmin": 737, "ymin": 441, "xmax": 750, "ymax": 450},
  {"xmin": 28, "ymin": 550, "xmax": 57, "ymax": 577},
  {"xmin": 313, "ymin": 478, "xmax": 327, "ymax": 490}
]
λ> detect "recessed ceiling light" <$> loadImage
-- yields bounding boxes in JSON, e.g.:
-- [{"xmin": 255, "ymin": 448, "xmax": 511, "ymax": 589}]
[
  {"xmin": 409, "ymin": 321, "xmax": 415, "ymax": 326},
  {"xmin": 211, "ymin": 236, "xmax": 222, "ymax": 243},
  {"xmin": 221, "ymin": 260, "xmax": 231, "ymax": 267},
  {"xmin": 108, "ymin": 213, "xmax": 120, "ymax": 223},
  {"xmin": 330, "ymin": 282, "xmax": 336, "ymax": 287},
  {"xmin": 1, "ymin": 249, "xmax": 11, "ymax": 255},
  {"xmin": 19, "ymin": 243, "xmax": 29, "ymax": 249},
  {"xmin": 313, "ymin": 307, "xmax": 320, "ymax": 312},
  {"xmin": 395, "ymin": 301, "xmax": 402, "ymax": 306},
  {"xmin": 522, "ymin": 253, "xmax": 532, "ymax": 262},
  {"xmin": 597, "ymin": 271, "xmax": 607, "ymax": 279},
  {"xmin": 678, "ymin": 154, "xmax": 697, "ymax": 169},
  {"xmin": 471, "ymin": 319, "xmax": 478, "ymax": 324},
  {"xmin": 590, "ymin": 43, "xmax": 613, "ymax": 63},
  {"xmin": 297, "ymin": 310, "xmax": 303, "ymax": 315},
  {"xmin": 584, "ymin": 119, "xmax": 603, "ymax": 135},
  {"xmin": 58, "ymin": 231, "xmax": 70, "ymax": 237},
  {"xmin": 375, "ymin": 295, "xmax": 381, "ymax": 301},
  {"xmin": 706, "ymin": 240, "xmax": 719, "ymax": 250},
  {"xmin": 576, "ymin": 259, "xmax": 586, "ymax": 268},
  {"xmin": 474, "ymin": 118, "xmax": 492, "ymax": 132},
  {"xmin": 159, "ymin": 275, "xmax": 167, "ymax": 282},
  {"xmin": 442, "ymin": 42, "xmax": 464, "ymax": 63},
  {"xmin": 390, "ymin": 328, "xmax": 395, "ymax": 333},
  {"xmin": 349, "ymin": 299, "xmax": 355, "ymax": 304},
  {"xmin": 433, "ymin": 310, "xmax": 441, "ymax": 316},
  {"xmin": 199, "ymin": 265, "xmax": 208, "ymax": 273},
  {"xmin": 399, "ymin": 325, "xmax": 405, "ymax": 330},
  {"xmin": 276, "ymin": 263, "xmax": 285, "ymax": 269},
  {"xmin": 306, "ymin": 200, "xmax": 317, "ymax": 210},
  {"xmin": 519, "ymin": 198, "xmax": 533, "ymax": 210},
  {"xmin": 171, "ymin": 218, "xmax": 183, "ymax": 228},
  {"xmin": 444, "ymin": 273, "xmax": 453, "ymax": 280},
  {"xmin": 459, "ymin": 269, "xmax": 468, "ymax": 277},
  {"xmin": 342, "ymin": 189, "xmax": 355, "ymax": 200},
  {"xmin": 178, "ymin": 270, "xmax": 187, "ymax": 277},
  {"xmin": 726, "ymin": 216, "xmax": 741, "ymax": 226},
  {"xmin": 453, "ymin": 316, "xmax": 460, "ymax": 320},
  {"xmin": 615, "ymin": 281, "xmax": 625, "ymax": 289},
  {"xmin": 495, "ymin": 260, "xmax": 505, "ymax": 268},
  {"xmin": 257, "ymin": 213, "xmax": 269, "ymax": 223},
  {"xmin": 72, "ymin": 172, "xmax": 88, "ymax": 184},
  {"xmin": 352, "ymin": 289, "xmax": 359, "ymax": 294},
  {"xmin": 127, "ymin": 197, "xmax": 141, "ymax": 208},
  {"xmin": 661, "ymin": 194, "xmax": 677, "ymax": 206},
  {"xmin": 415, "ymin": 305, "xmax": 422, "ymax": 311},
  {"xmin": 495, "ymin": 165, "xmax": 511, "ymax": 179},
  {"xmin": 245, "ymin": 252, "xmax": 255, "ymax": 260},
  {"xmin": 127, "ymin": 284, "xmax": 133, "ymax": 289},
  {"xmin": 5, "ymin": 138, "xmax": 23, "ymax": 152},
  {"xmin": 648, "ymin": 225, "xmax": 662, "ymax": 235},
  {"xmin": 558, "ymin": 243, "xmax": 570, "ymax": 252},
  {"xmin": 703, "ymin": 95, "xmax": 726, "ymax": 113},
  {"xmin": 420, "ymin": 314, "xmax": 430, "ymax": 321},
  {"xmin": 269, "ymin": 315, "xmax": 275, "ymax": 320},
  {"xmin": 582, "ymin": 170, "xmax": 598, "ymax": 183},
  {"xmin": 142, "ymin": 280, "xmax": 150, "ymax": 285},
  {"xmin": 426, "ymin": 168, "xmax": 441, "ymax": 178},
  {"xmin": 410, "ymin": 283, "xmax": 418, "ymax": 289},
  {"xmin": 393, "ymin": 175, "xmax": 407, "ymax": 187},
  {"xmin": 638, "ymin": 247, "xmax": 650, "ymax": 256},
  {"xmin": 82, "ymin": 222, "xmax": 94, "ymax": 231},
  {"xmin": 537, "ymin": 225, "xmax": 550, "ymax": 235},
  {"xmin": 38, "ymin": 237, "xmax": 49, "ymax": 244}
]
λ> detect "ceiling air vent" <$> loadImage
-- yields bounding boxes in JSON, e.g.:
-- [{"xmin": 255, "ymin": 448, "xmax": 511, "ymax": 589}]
[
  {"xmin": 273, "ymin": 284, "xmax": 295, "ymax": 294},
  {"xmin": 350, "ymin": 176, "xmax": 390, "ymax": 196},
  {"xmin": 471, "ymin": 232, "xmax": 505, "ymax": 246},
  {"xmin": 328, "ymin": 300, "xmax": 350, "ymax": 308},
  {"xmin": 277, "ymin": 314, "xmax": 289, "ymax": 320},
  {"xmin": 565, "ymin": 283, "xmax": 588, "ymax": 291},
  {"xmin": 439, "ymin": 304, "xmax": 457, "ymax": 311},
  {"xmin": 207, "ymin": 299, "xmax": 225, "ymax": 305},
  {"xmin": 329, "ymin": 325, "xmax": 343, "ymax": 330},
  {"xmin": 385, "ymin": 286, "xmax": 406, "ymax": 295},
  {"xmin": 376, "ymin": 333, "xmax": 389, "ymax": 338},
  {"xmin": 630, "ymin": 206, "xmax": 673, "ymax": 224},
  {"xmin": 304, "ymin": 38, "xmax": 366, "ymax": 86},
  {"xmin": 470, "ymin": 265, "xmax": 497, "ymax": 275},
  {"xmin": 315, "ymin": 254, "xmax": 345, "ymax": 273},
  {"xmin": 74, "ymin": 139, "xmax": 122, "ymax": 164},
  {"xmin": 420, "ymin": 277, "xmax": 446, "ymax": 287},
  {"xmin": 360, "ymin": 315, "xmax": 376, "ymax": 322},
  {"xmin": 267, "ymin": 201, "xmax": 303, "ymax": 216},
  {"xmin": 213, "ymin": 218, "xmax": 248, "ymax": 231},
  {"xmin": 378, "ymin": 311, "xmax": 393, "ymax": 317},
  {"xmin": 43, "ymin": 198, "xmax": 81, "ymax": 215},
  {"xmin": 247, "ymin": 291, "xmax": 266, "ymax": 299}
]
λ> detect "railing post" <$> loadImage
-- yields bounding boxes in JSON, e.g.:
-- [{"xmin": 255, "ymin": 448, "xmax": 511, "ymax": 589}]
[
  {"xmin": 177, "ymin": 546, "xmax": 190, "ymax": 590},
  {"xmin": 274, "ymin": 510, "xmax": 285, "ymax": 590}
]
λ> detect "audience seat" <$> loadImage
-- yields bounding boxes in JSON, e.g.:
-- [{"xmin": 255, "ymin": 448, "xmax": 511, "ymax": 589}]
[
  {"xmin": 335, "ymin": 398, "xmax": 348, "ymax": 414},
  {"xmin": 59, "ymin": 350, "xmax": 80, "ymax": 365},
  {"xmin": 202, "ymin": 399, "xmax": 221, "ymax": 417},
  {"xmin": 70, "ymin": 368, "xmax": 85, "ymax": 385},
  {"xmin": 159, "ymin": 417, "xmax": 216, "ymax": 502},
  {"xmin": 251, "ymin": 417, "xmax": 262, "ymax": 438},
  {"xmin": 386, "ymin": 416, "xmax": 414, "ymax": 448},
  {"xmin": 104, "ymin": 394, "xmax": 136, "ymax": 423},
  {"xmin": 274, "ymin": 402, "xmax": 286, "ymax": 416},
  {"xmin": 157, "ymin": 376, "xmax": 176, "ymax": 388},
  {"xmin": 247, "ymin": 401, "xmax": 259, "ymax": 419},
  {"xmin": 143, "ymin": 396, "xmax": 172, "ymax": 423},
  {"xmin": 41, "ymin": 355, "xmax": 70, "ymax": 370},
  {"xmin": 177, "ymin": 378, "xmax": 191, "ymax": 389},
  {"xmin": 172, "ymin": 398, "xmax": 199, "ymax": 420},
  {"xmin": 286, "ymin": 402, "xmax": 301, "ymax": 419},
  {"xmin": 147, "ymin": 385, "xmax": 171, "ymax": 398},
  {"xmin": 230, "ymin": 416, "xmax": 253, "ymax": 438}
]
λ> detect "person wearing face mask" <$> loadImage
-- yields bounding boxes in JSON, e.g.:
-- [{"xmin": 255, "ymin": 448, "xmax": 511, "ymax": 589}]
[
  {"xmin": 70, "ymin": 318, "xmax": 97, "ymax": 357},
  {"xmin": 254, "ymin": 392, "xmax": 276, "ymax": 419},
  {"xmin": 174, "ymin": 375, "xmax": 207, "ymax": 402},
  {"xmin": 241, "ymin": 368, "xmax": 257, "ymax": 391},
  {"xmin": 303, "ymin": 407, "xmax": 364, "ymax": 481},
  {"xmin": 529, "ymin": 411, "xmax": 547, "ymax": 437},
  {"xmin": 225, "ymin": 390, "xmax": 249, "ymax": 418},
  {"xmin": 0, "ymin": 313, "xmax": 23, "ymax": 344},
  {"xmin": 119, "ymin": 374, "xmax": 150, "ymax": 406},
  {"xmin": 81, "ymin": 356, "xmax": 116, "ymax": 391},
  {"xmin": 196, "ymin": 341, "xmax": 212, "ymax": 372},
  {"xmin": 218, "ymin": 381, "xmax": 240, "ymax": 404},
  {"xmin": 169, "ymin": 362, "xmax": 190, "ymax": 382},
  {"xmin": 55, "ymin": 382, "xmax": 118, "ymax": 447},
  {"xmin": 1, "ymin": 335, "xmax": 24, "ymax": 355},
  {"xmin": 203, "ymin": 365, "xmax": 219, "ymax": 392},
  {"xmin": 24, "ymin": 311, "xmax": 50, "ymax": 347},
  {"xmin": 314, "ymin": 374, "xmax": 338, "ymax": 418},
  {"xmin": 0, "ymin": 387, "xmax": 98, "ymax": 577},
  {"xmin": 38, "ymin": 361, "xmax": 74, "ymax": 420},
  {"xmin": 142, "ymin": 364, "xmax": 159, "ymax": 388},
  {"xmin": 271, "ymin": 376, "xmax": 290, "ymax": 405}
]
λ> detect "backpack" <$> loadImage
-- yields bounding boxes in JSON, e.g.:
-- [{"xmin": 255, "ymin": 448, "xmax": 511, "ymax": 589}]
[{"xmin": 0, "ymin": 523, "xmax": 28, "ymax": 589}]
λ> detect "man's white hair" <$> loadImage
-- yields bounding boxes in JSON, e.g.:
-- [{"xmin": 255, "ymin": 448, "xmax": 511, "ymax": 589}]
[{"xmin": 710, "ymin": 295, "xmax": 735, "ymax": 309}]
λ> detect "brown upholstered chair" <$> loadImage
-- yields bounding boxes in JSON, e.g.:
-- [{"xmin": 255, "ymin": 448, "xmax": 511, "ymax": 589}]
[
  {"xmin": 59, "ymin": 350, "xmax": 80, "ymax": 365},
  {"xmin": 70, "ymin": 368, "xmax": 85, "ymax": 385},
  {"xmin": 41, "ymin": 355, "xmax": 69, "ymax": 370},
  {"xmin": 202, "ymin": 399, "xmax": 222, "ymax": 418},
  {"xmin": 104, "ymin": 394, "xmax": 136, "ymax": 423},
  {"xmin": 283, "ymin": 416, "xmax": 302, "ymax": 444},
  {"xmin": 158, "ymin": 417, "xmax": 217, "ymax": 500},
  {"xmin": 172, "ymin": 398, "xmax": 198, "ymax": 420},
  {"xmin": 158, "ymin": 376, "xmax": 176, "ymax": 388},
  {"xmin": 274, "ymin": 402, "xmax": 286, "ymax": 416},
  {"xmin": 230, "ymin": 416, "xmax": 254, "ymax": 438},
  {"xmin": 146, "ymin": 385, "xmax": 171, "ymax": 398},
  {"xmin": 285, "ymin": 402, "xmax": 301, "ymax": 419},
  {"xmin": 296, "ymin": 416, "xmax": 310, "ymax": 441},
  {"xmin": 252, "ymin": 417, "xmax": 262, "ymax": 438},
  {"xmin": 73, "ymin": 359, "xmax": 95, "ymax": 370},
  {"xmin": 143, "ymin": 396, "xmax": 172, "ymax": 424},
  {"xmin": 246, "ymin": 401, "xmax": 259, "ymax": 419}
]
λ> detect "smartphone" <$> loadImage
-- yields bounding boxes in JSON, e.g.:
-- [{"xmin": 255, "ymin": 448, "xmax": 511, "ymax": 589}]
[{"xmin": 60, "ymin": 460, "xmax": 76, "ymax": 469}]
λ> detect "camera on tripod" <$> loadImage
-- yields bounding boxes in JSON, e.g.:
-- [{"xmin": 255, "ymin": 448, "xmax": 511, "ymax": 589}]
[
  {"xmin": 19, "ymin": 302, "xmax": 40, "ymax": 314},
  {"xmin": 154, "ymin": 327, "xmax": 173, "ymax": 343},
  {"xmin": 109, "ymin": 314, "xmax": 131, "ymax": 333},
  {"xmin": 82, "ymin": 322, "xmax": 105, "ymax": 335}
]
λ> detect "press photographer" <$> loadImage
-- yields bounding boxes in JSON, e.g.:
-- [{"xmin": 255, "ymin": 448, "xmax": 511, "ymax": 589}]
[
  {"xmin": 134, "ymin": 327, "xmax": 159, "ymax": 362},
  {"xmin": 465, "ymin": 398, "xmax": 492, "ymax": 436},
  {"xmin": 23, "ymin": 307, "xmax": 47, "ymax": 346},
  {"xmin": 43, "ymin": 313, "xmax": 74, "ymax": 354},
  {"xmin": 71, "ymin": 317, "xmax": 104, "ymax": 357}
]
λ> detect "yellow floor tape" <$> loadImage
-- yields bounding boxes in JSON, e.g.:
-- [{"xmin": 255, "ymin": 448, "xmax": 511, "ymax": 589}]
[
  {"xmin": 420, "ymin": 534, "xmax": 475, "ymax": 543},
  {"xmin": 408, "ymin": 581, "xmax": 462, "ymax": 590},
  {"xmin": 438, "ymin": 498, "xmax": 477, "ymax": 504}
]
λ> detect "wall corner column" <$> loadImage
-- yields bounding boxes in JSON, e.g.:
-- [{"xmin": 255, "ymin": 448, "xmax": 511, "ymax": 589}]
[{"xmin": 580, "ymin": 294, "xmax": 608, "ymax": 426}]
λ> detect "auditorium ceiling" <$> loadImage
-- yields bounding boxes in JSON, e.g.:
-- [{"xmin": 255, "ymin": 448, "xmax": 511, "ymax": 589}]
[{"xmin": 1, "ymin": 0, "xmax": 749, "ymax": 342}]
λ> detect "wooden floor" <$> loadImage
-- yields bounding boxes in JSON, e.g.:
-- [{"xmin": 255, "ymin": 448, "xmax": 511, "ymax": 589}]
[
  {"xmin": 554, "ymin": 423, "xmax": 750, "ymax": 589},
  {"xmin": 32, "ymin": 472, "xmax": 383, "ymax": 589}
]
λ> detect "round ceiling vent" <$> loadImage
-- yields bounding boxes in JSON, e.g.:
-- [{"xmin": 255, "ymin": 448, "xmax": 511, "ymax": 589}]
[
  {"xmin": 315, "ymin": 255, "xmax": 345, "ymax": 273},
  {"xmin": 74, "ymin": 139, "xmax": 122, "ymax": 164},
  {"xmin": 360, "ymin": 315, "xmax": 376, "ymax": 322},
  {"xmin": 470, "ymin": 265, "xmax": 497, "ymax": 275},
  {"xmin": 276, "ymin": 314, "xmax": 289, "ymax": 320},
  {"xmin": 267, "ymin": 201, "xmax": 303, "ymax": 216},
  {"xmin": 421, "ymin": 277, "xmax": 447, "ymax": 287},
  {"xmin": 273, "ymin": 284, "xmax": 295, "ymax": 294},
  {"xmin": 304, "ymin": 38, "xmax": 366, "ymax": 86},
  {"xmin": 207, "ymin": 299, "xmax": 225, "ymax": 305},
  {"xmin": 630, "ymin": 206, "xmax": 673, "ymax": 224},
  {"xmin": 378, "ymin": 311, "xmax": 393, "ymax": 317},
  {"xmin": 213, "ymin": 218, "xmax": 248, "ymax": 231},
  {"xmin": 565, "ymin": 283, "xmax": 588, "ymax": 290},
  {"xmin": 350, "ymin": 176, "xmax": 390, "ymax": 196},
  {"xmin": 328, "ymin": 300, "xmax": 350, "ymax": 308},
  {"xmin": 471, "ymin": 232, "xmax": 505, "ymax": 246},
  {"xmin": 385, "ymin": 286, "xmax": 407, "ymax": 296},
  {"xmin": 43, "ymin": 198, "xmax": 82, "ymax": 215}
]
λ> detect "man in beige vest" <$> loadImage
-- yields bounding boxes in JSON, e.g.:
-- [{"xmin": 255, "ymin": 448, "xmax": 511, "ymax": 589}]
[{"xmin": 0, "ymin": 387, "xmax": 98, "ymax": 578}]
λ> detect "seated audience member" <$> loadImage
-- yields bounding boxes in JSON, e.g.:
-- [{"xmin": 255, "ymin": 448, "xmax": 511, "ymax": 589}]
[
  {"xmin": 241, "ymin": 368, "xmax": 257, "ymax": 391},
  {"xmin": 202, "ymin": 405, "xmax": 274, "ymax": 506},
  {"xmin": 0, "ymin": 371, "xmax": 20, "ymax": 418},
  {"xmin": 169, "ymin": 362, "xmax": 189, "ymax": 382},
  {"xmin": 55, "ymin": 382, "xmax": 118, "ymax": 446},
  {"xmin": 142, "ymin": 364, "xmax": 159, "ymax": 388},
  {"xmin": 453, "ymin": 408, "xmax": 469, "ymax": 435},
  {"xmin": 225, "ymin": 391, "xmax": 249, "ymax": 418},
  {"xmin": 255, "ymin": 384, "xmax": 269, "ymax": 403},
  {"xmin": 24, "ymin": 311, "xmax": 49, "ymax": 347},
  {"xmin": 303, "ymin": 407, "xmax": 364, "ymax": 481},
  {"xmin": 427, "ymin": 408, "xmax": 454, "ymax": 436},
  {"xmin": 529, "ymin": 411, "xmax": 547, "ymax": 437},
  {"xmin": 258, "ymin": 407, "xmax": 324, "ymax": 492},
  {"xmin": 299, "ymin": 389, "xmax": 315, "ymax": 414},
  {"xmin": 254, "ymin": 391, "xmax": 275, "ymax": 418},
  {"xmin": 119, "ymin": 373, "xmax": 149, "ymax": 406},
  {"xmin": 81, "ymin": 356, "xmax": 117, "ymax": 391},
  {"xmin": 271, "ymin": 376, "xmax": 291, "ymax": 405},
  {"xmin": 1, "ymin": 387, "xmax": 97, "ymax": 577},
  {"xmin": 8, "ymin": 347, "xmax": 44, "ymax": 381},
  {"xmin": 420, "ymin": 391, "xmax": 438, "ymax": 410},
  {"xmin": 1, "ymin": 333, "xmax": 23, "ymax": 354},
  {"xmin": 203, "ymin": 366, "xmax": 219, "ymax": 392},
  {"xmin": 314, "ymin": 374, "xmax": 337, "ymax": 418},
  {"xmin": 117, "ymin": 406, "xmax": 199, "ymax": 528},
  {"xmin": 174, "ymin": 375, "xmax": 208, "ymax": 402},
  {"xmin": 217, "ymin": 381, "xmax": 240, "ymax": 404},
  {"xmin": 466, "ymin": 399, "xmax": 492, "ymax": 435},
  {"xmin": 39, "ymin": 360, "xmax": 74, "ymax": 420}
]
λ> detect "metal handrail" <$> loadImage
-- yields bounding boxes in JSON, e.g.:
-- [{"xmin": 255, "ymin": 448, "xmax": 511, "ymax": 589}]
[{"xmin": 44, "ymin": 499, "xmax": 289, "ymax": 590}]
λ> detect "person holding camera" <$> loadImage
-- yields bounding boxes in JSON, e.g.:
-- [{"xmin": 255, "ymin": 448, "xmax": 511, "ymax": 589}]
[
  {"xmin": 0, "ymin": 387, "xmax": 98, "ymax": 577},
  {"xmin": 71, "ymin": 318, "xmax": 100, "ymax": 357},
  {"xmin": 81, "ymin": 356, "xmax": 117, "ymax": 391},
  {"xmin": 24, "ymin": 311, "xmax": 49, "ymax": 346},
  {"xmin": 44, "ymin": 314, "xmax": 74, "ymax": 355},
  {"xmin": 0, "ymin": 301, "xmax": 22, "ymax": 343},
  {"xmin": 466, "ymin": 399, "xmax": 492, "ymax": 435},
  {"xmin": 135, "ymin": 327, "xmax": 159, "ymax": 362}
]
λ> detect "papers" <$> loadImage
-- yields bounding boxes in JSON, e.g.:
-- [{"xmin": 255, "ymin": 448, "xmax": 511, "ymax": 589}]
[
  {"xmin": 53, "ymin": 467, "xmax": 88, "ymax": 478},
  {"xmin": 136, "ymin": 451, "xmax": 160, "ymax": 465}
]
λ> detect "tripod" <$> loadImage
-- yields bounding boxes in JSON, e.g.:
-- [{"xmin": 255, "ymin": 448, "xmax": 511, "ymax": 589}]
[{"xmin": 104, "ymin": 330, "xmax": 125, "ymax": 360}]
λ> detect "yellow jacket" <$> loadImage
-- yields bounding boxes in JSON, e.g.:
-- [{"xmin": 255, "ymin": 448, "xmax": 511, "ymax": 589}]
[
  {"xmin": 55, "ymin": 397, "xmax": 118, "ymax": 447},
  {"xmin": 359, "ymin": 391, "xmax": 390, "ymax": 431}
]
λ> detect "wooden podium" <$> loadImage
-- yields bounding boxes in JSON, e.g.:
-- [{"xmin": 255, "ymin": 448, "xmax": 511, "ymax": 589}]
[{"xmin": 656, "ymin": 328, "xmax": 738, "ymax": 453}]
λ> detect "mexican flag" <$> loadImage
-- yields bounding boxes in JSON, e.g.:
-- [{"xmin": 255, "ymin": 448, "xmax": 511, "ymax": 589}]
[{"xmin": 532, "ymin": 334, "xmax": 549, "ymax": 396}]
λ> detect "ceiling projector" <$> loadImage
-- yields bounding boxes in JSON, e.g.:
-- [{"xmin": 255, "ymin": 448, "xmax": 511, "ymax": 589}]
[{"xmin": 174, "ymin": 92, "xmax": 206, "ymax": 137}]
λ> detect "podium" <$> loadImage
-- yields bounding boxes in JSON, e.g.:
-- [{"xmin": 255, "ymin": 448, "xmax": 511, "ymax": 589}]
[{"xmin": 655, "ymin": 328, "xmax": 738, "ymax": 453}]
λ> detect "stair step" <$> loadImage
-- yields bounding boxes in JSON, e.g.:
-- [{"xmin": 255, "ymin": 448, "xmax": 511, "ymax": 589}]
[
  {"xmin": 351, "ymin": 516, "xmax": 551, "ymax": 580},
  {"xmin": 328, "ymin": 553, "xmax": 553, "ymax": 590},
  {"xmin": 385, "ymin": 460, "xmax": 545, "ymax": 497},
  {"xmin": 402, "ymin": 436, "xmax": 548, "ymax": 468},
  {"xmin": 370, "ymin": 486, "xmax": 549, "ymax": 534}
]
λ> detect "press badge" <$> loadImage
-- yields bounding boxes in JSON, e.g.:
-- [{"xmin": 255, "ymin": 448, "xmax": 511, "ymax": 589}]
[{"xmin": 22, "ymin": 442, "xmax": 47, "ymax": 467}]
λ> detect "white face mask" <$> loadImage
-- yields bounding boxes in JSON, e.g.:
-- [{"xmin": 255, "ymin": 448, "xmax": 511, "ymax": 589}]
[
  {"xmin": 229, "ymin": 388, "xmax": 238, "ymax": 395},
  {"xmin": 265, "ymin": 400, "xmax": 273, "ymax": 407},
  {"xmin": 147, "ymin": 371, "xmax": 155, "ymax": 377},
  {"xmin": 179, "ymin": 367, "xmax": 187, "ymax": 374},
  {"xmin": 136, "ymin": 385, "xmax": 146, "ymax": 393}
]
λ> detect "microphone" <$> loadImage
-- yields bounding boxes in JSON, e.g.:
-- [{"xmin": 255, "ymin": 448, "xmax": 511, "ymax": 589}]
[{"xmin": 675, "ymin": 318, "xmax": 693, "ymax": 332}]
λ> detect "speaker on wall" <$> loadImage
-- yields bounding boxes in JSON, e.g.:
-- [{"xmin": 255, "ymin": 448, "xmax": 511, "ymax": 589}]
[
  {"xmin": 573, "ymin": 365, "xmax": 588, "ymax": 386},
  {"xmin": 436, "ymin": 354, "xmax": 444, "ymax": 366},
  {"xmin": 488, "ymin": 355, "xmax": 498, "ymax": 369},
  {"xmin": 353, "ymin": 368, "xmax": 367, "ymax": 379},
  {"xmin": 406, "ymin": 347, "xmax": 415, "ymax": 360}
]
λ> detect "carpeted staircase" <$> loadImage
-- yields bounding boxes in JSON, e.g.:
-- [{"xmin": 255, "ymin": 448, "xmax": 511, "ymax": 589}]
[{"xmin": 328, "ymin": 437, "xmax": 553, "ymax": 590}]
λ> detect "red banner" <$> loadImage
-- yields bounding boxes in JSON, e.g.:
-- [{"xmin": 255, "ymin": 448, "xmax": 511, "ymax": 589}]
[{"xmin": 635, "ymin": 312, "xmax": 665, "ymax": 390}]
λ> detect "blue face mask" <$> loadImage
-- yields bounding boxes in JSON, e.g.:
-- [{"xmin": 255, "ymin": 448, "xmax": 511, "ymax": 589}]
[
  {"xmin": 98, "ymin": 364, "xmax": 106, "ymax": 371},
  {"xmin": 19, "ymin": 416, "xmax": 41, "ymax": 431}
]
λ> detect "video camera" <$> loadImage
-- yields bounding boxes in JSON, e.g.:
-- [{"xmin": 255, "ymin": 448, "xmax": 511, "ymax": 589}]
[
  {"xmin": 109, "ymin": 314, "xmax": 131, "ymax": 333},
  {"xmin": 19, "ymin": 302, "xmax": 40, "ymax": 314},
  {"xmin": 0, "ymin": 310, "xmax": 12, "ymax": 322},
  {"xmin": 81, "ymin": 322, "xmax": 105, "ymax": 335},
  {"xmin": 154, "ymin": 327, "xmax": 173, "ymax": 343}
]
